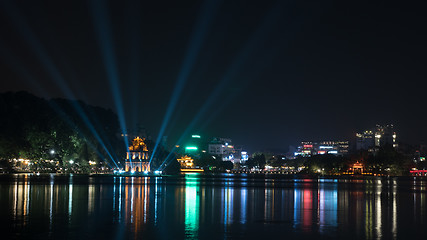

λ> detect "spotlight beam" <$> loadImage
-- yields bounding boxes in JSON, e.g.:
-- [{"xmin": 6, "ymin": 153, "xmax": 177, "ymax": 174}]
[
  {"xmin": 198, "ymin": 6, "xmax": 306, "ymax": 131},
  {"xmin": 150, "ymin": 0, "xmax": 221, "ymax": 165},
  {"xmin": 158, "ymin": 2, "xmax": 286, "ymax": 170},
  {"xmin": 125, "ymin": 0, "xmax": 142, "ymax": 133},
  {"xmin": 1, "ymin": 1, "xmax": 121, "ymax": 168},
  {"xmin": 0, "ymin": 42, "xmax": 118, "ymax": 168},
  {"xmin": 89, "ymin": 0, "xmax": 130, "ymax": 153}
]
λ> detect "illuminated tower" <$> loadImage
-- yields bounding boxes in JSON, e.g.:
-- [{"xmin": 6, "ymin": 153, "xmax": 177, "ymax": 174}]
[{"xmin": 125, "ymin": 137, "xmax": 150, "ymax": 172}]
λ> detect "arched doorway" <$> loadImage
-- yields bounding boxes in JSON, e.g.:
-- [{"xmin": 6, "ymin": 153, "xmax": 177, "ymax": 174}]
[{"xmin": 135, "ymin": 167, "xmax": 139, "ymax": 172}]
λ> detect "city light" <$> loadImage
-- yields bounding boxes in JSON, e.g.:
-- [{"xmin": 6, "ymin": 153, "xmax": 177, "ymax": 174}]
[
  {"xmin": 0, "ymin": 1, "xmax": 425, "ymax": 238},
  {"xmin": 185, "ymin": 146, "xmax": 198, "ymax": 150}
]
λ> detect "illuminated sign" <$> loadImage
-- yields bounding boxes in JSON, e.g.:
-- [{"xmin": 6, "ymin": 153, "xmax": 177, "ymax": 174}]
[
  {"xmin": 318, "ymin": 151, "xmax": 326, "ymax": 154},
  {"xmin": 192, "ymin": 135, "xmax": 201, "ymax": 138},
  {"xmin": 185, "ymin": 146, "xmax": 198, "ymax": 150},
  {"xmin": 303, "ymin": 145, "xmax": 313, "ymax": 148},
  {"xmin": 319, "ymin": 146, "xmax": 334, "ymax": 149},
  {"xmin": 328, "ymin": 150, "xmax": 338, "ymax": 154},
  {"xmin": 241, "ymin": 151, "xmax": 249, "ymax": 161}
]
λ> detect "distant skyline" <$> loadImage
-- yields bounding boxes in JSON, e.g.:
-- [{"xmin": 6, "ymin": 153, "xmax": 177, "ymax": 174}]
[{"xmin": 1, "ymin": 0, "xmax": 427, "ymax": 152}]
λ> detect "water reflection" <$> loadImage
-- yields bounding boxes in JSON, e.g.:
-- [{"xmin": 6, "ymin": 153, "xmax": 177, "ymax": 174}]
[
  {"xmin": 11, "ymin": 175, "xmax": 31, "ymax": 224},
  {"xmin": 240, "ymin": 187, "xmax": 247, "ymax": 224},
  {"xmin": 185, "ymin": 175, "xmax": 200, "ymax": 238},
  {"xmin": 1, "ymin": 174, "xmax": 427, "ymax": 239},
  {"xmin": 318, "ymin": 180, "xmax": 338, "ymax": 233},
  {"xmin": 123, "ymin": 177, "xmax": 150, "ymax": 235},
  {"xmin": 68, "ymin": 176, "xmax": 73, "ymax": 221}
]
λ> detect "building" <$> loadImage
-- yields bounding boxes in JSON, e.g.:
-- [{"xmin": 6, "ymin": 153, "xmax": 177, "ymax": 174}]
[
  {"xmin": 356, "ymin": 130, "xmax": 375, "ymax": 150},
  {"xmin": 125, "ymin": 137, "xmax": 150, "ymax": 173},
  {"xmin": 294, "ymin": 142, "xmax": 315, "ymax": 157},
  {"xmin": 356, "ymin": 124, "xmax": 397, "ymax": 150},
  {"xmin": 208, "ymin": 137, "xmax": 236, "ymax": 161},
  {"xmin": 176, "ymin": 155, "xmax": 204, "ymax": 172},
  {"xmin": 317, "ymin": 141, "xmax": 349, "ymax": 155},
  {"xmin": 240, "ymin": 151, "xmax": 249, "ymax": 162},
  {"xmin": 177, "ymin": 155, "xmax": 194, "ymax": 168},
  {"xmin": 352, "ymin": 161, "xmax": 363, "ymax": 174},
  {"xmin": 294, "ymin": 141, "xmax": 349, "ymax": 157},
  {"xmin": 375, "ymin": 124, "xmax": 397, "ymax": 148}
]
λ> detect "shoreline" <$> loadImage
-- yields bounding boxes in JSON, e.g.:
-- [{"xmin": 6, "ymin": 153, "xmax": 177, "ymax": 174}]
[{"xmin": 1, "ymin": 172, "xmax": 425, "ymax": 180}]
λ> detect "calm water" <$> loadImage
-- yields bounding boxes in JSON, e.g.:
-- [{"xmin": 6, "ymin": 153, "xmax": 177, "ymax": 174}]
[{"xmin": 0, "ymin": 174, "xmax": 426, "ymax": 239}]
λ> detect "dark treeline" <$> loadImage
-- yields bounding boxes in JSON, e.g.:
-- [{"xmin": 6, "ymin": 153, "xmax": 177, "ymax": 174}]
[{"xmin": 0, "ymin": 91, "xmax": 126, "ymax": 172}]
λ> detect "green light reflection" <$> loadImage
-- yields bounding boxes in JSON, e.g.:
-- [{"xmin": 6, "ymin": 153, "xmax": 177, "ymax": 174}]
[{"xmin": 185, "ymin": 174, "xmax": 200, "ymax": 239}]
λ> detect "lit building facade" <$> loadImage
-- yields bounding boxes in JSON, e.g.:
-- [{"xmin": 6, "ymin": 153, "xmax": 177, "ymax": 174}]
[
  {"xmin": 294, "ymin": 141, "xmax": 349, "ymax": 157},
  {"xmin": 177, "ymin": 155, "xmax": 194, "ymax": 168},
  {"xmin": 356, "ymin": 130, "xmax": 375, "ymax": 150},
  {"xmin": 125, "ymin": 137, "xmax": 150, "ymax": 172},
  {"xmin": 356, "ymin": 124, "xmax": 397, "ymax": 150},
  {"xmin": 208, "ymin": 137, "xmax": 236, "ymax": 161},
  {"xmin": 294, "ymin": 142, "xmax": 315, "ymax": 157}
]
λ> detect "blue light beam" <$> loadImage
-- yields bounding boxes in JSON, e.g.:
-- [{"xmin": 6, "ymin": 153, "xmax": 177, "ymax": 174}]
[
  {"xmin": 0, "ymin": 1, "xmax": 121, "ymax": 168},
  {"xmin": 149, "ymin": 0, "xmax": 221, "ymax": 165},
  {"xmin": 89, "ymin": 0, "xmax": 130, "ymax": 152},
  {"xmin": 158, "ymin": 1, "xmax": 286, "ymax": 170}
]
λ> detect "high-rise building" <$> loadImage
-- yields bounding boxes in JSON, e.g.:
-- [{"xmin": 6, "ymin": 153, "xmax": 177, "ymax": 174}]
[
  {"xmin": 356, "ymin": 124, "xmax": 397, "ymax": 150},
  {"xmin": 375, "ymin": 124, "xmax": 398, "ymax": 148},
  {"xmin": 356, "ymin": 130, "xmax": 375, "ymax": 150}
]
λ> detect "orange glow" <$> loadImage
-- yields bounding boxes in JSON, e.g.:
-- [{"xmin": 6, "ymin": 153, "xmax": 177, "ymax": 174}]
[
  {"xmin": 129, "ymin": 137, "xmax": 148, "ymax": 152},
  {"xmin": 180, "ymin": 168, "xmax": 204, "ymax": 172},
  {"xmin": 177, "ymin": 155, "xmax": 195, "ymax": 168}
]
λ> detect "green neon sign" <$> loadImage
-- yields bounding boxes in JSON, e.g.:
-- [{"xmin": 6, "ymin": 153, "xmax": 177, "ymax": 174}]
[{"xmin": 186, "ymin": 146, "xmax": 198, "ymax": 150}]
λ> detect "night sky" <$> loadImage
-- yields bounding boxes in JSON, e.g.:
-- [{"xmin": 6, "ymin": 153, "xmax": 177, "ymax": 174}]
[{"xmin": 1, "ymin": 0, "xmax": 426, "ymax": 153}]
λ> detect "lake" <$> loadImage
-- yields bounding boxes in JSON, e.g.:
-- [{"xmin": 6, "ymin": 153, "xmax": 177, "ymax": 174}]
[{"xmin": 0, "ymin": 173, "xmax": 426, "ymax": 239}]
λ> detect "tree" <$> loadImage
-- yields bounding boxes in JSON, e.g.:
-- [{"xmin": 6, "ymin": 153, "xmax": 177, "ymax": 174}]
[{"xmin": 247, "ymin": 153, "xmax": 266, "ymax": 169}]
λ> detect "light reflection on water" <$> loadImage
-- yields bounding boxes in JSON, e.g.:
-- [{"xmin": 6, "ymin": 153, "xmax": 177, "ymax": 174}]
[{"xmin": 0, "ymin": 174, "xmax": 427, "ymax": 239}]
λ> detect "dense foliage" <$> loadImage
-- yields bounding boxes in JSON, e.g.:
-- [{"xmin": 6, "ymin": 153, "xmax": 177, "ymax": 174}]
[
  {"xmin": 0, "ymin": 91, "xmax": 124, "ymax": 172},
  {"xmin": 0, "ymin": 91, "xmax": 178, "ymax": 173},
  {"xmin": 194, "ymin": 152, "xmax": 234, "ymax": 171}
]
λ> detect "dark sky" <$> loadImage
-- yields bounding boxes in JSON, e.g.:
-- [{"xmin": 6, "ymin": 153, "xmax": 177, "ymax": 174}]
[{"xmin": 1, "ymin": 0, "xmax": 426, "ymax": 153}]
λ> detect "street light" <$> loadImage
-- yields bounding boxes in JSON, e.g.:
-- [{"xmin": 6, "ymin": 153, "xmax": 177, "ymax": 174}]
[
  {"xmin": 69, "ymin": 160, "xmax": 74, "ymax": 164},
  {"xmin": 50, "ymin": 149, "xmax": 55, "ymax": 155}
]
